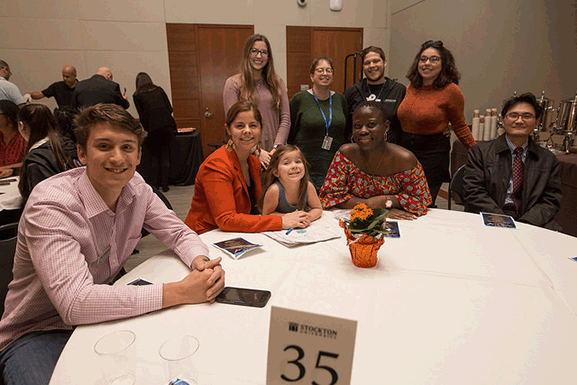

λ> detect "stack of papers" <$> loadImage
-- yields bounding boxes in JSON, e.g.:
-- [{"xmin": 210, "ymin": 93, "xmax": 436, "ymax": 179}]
[{"xmin": 263, "ymin": 223, "xmax": 341, "ymax": 247}]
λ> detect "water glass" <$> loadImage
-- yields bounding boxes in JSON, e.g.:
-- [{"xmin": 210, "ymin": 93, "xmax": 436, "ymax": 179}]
[
  {"xmin": 94, "ymin": 330, "xmax": 136, "ymax": 385},
  {"xmin": 159, "ymin": 335, "xmax": 200, "ymax": 385}
]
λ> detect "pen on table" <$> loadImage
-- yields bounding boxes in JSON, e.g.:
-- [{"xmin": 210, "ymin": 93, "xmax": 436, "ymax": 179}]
[{"xmin": 286, "ymin": 228, "xmax": 293, "ymax": 235}]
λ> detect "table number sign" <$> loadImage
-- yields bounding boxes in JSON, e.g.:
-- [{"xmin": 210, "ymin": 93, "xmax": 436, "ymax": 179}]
[{"xmin": 267, "ymin": 306, "xmax": 357, "ymax": 384}]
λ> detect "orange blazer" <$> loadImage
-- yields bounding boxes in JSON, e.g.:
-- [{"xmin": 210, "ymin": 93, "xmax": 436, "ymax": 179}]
[{"xmin": 185, "ymin": 145, "xmax": 283, "ymax": 234}]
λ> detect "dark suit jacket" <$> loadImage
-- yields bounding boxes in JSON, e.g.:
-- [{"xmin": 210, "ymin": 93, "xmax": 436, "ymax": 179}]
[
  {"xmin": 463, "ymin": 134, "xmax": 562, "ymax": 230},
  {"xmin": 70, "ymin": 74, "xmax": 129, "ymax": 110}
]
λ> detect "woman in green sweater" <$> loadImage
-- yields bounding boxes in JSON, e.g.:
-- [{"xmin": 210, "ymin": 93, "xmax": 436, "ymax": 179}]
[{"xmin": 288, "ymin": 57, "xmax": 348, "ymax": 191}]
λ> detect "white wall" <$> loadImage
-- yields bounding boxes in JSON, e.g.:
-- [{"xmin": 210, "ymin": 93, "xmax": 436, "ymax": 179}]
[
  {"xmin": 0, "ymin": 0, "xmax": 390, "ymax": 116},
  {"xmin": 388, "ymin": 0, "xmax": 577, "ymax": 122}
]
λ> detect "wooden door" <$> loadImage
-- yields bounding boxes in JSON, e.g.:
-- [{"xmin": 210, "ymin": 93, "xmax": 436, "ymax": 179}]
[
  {"xmin": 312, "ymin": 28, "xmax": 363, "ymax": 93},
  {"xmin": 286, "ymin": 26, "xmax": 363, "ymax": 98},
  {"xmin": 167, "ymin": 24, "xmax": 253, "ymax": 157}
]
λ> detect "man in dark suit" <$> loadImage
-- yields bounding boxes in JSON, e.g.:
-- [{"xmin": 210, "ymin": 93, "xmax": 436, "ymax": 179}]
[
  {"xmin": 463, "ymin": 92, "xmax": 562, "ymax": 230},
  {"xmin": 70, "ymin": 67, "xmax": 129, "ymax": 110}
]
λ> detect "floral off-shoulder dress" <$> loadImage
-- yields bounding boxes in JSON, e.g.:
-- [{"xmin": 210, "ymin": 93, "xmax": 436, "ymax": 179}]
[{"xmin": 319, "ymin": 151, "xmax": 432, "ymax": 215}]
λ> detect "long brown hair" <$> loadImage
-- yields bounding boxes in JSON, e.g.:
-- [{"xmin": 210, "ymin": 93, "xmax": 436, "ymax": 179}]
[
  {"xmin": 133, "ymin": 72, "xmax": 157, "ymax": 95},
  {"xmin": 18, "ymin": 104, "xmax": 75, "ymax": 197},
  {"xmin": 238, "ymin": 34, "xmax": 283, "ymax": 109},
  {"xmin": 259, "ymin": 145, "xmax": 310, "ymax": 212},
  {"xmin": 406, "ymin": 40, "xmax": 460, "ymax": 89}
]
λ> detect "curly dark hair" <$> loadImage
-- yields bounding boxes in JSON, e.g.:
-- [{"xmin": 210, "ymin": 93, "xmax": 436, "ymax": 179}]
[
  {"xmin": 406, "ymin": 40, "xmax": 460, "ymax": 89},
  {"xmin": 352, "ymin": 100, "xmax": 388, "ymax": 122}
]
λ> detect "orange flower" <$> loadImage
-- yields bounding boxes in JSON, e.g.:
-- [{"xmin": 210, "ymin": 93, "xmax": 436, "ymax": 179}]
[
  {"xmin": 350, "ymin": 203, "xmax": 373, "ymax": 221},
  {"xmin": 353, "ymin": 203, "xmax": 368, "ymax": 211}
]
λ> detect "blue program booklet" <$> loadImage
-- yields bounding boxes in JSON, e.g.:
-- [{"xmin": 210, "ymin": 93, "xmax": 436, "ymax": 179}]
[
  {"xmin": 213, "ymin": 237, "xmax": 262, "ymax": 259},
  {"xmin": 383, "ymin": 221, "xmax": 400, "ymax": 238},
  {"xmin": 481, "ymin": 212, "xmax": 516, "ymax": 228}
]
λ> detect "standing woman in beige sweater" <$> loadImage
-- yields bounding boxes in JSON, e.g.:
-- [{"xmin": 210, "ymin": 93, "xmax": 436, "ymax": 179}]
[{"xmin": 223, "ymin": 34, "xmax": 290, "ymax": 169}]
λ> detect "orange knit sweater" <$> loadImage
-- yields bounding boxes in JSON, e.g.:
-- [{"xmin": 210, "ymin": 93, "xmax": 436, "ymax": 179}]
[{"xmin": 398, "ymin": 82, "xmax": 476, "ymax": 149}]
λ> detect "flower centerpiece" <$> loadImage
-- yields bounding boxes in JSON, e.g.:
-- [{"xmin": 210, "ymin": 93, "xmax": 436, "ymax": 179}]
[{"xmin": 339, "ymin": 203, "xmax": 389, "ymax": 268}]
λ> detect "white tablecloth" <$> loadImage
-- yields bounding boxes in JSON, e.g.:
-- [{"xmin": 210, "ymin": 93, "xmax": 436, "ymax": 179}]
[
  {"xmin": 0, "ymin": 176, "xmax": 22, "ymax": 212},
  {"xmin": 50, "ymin": 209, "xmax": 577, "ymax": 384}
]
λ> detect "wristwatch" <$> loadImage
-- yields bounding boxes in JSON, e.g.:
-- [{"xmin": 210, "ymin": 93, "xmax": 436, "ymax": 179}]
[{"xmin": 272, "ymin": 144, "xmax": 282, "ymax": 150}]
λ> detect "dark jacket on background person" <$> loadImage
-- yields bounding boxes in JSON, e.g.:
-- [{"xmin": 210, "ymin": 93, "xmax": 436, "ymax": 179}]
[
  {"xmin": 20, "ymin": 138, "xmax": 78, "ymax": 200},
  {"xmin": 343, "ymin": 77, "xmax": 406, "ymax": 143},
  {"xmin": 133, "ymin": 86, "xmax": 177, "ymax": 134},
  {"xmin": 70, "ymin": 74, "xmax": 129, "ymax": 110},
  {"xmin": 463, "ymin": 134, "xmax": 562, "ymax": 230}
]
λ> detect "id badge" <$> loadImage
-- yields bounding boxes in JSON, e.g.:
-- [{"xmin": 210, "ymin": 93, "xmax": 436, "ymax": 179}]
[{"xmin": 322, "ymin": 135, "xmax": 333, "ymax": 150}]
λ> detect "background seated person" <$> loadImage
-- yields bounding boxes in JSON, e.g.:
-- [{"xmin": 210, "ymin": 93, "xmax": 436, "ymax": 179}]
[
  {"xmin": 320, "ymin": 101, "xmax": 431, "ymax": 220},
  {"xmin": 17, "ymin": 104, "xmax": 79, "ymax": 201},
  {"xmin": 0, "ymin": 104, "xmax": 224, "ymax": 385},
  {"xmin": 0, "ymin": 100, "xmax": 25, "ymax": 170},
  {"xmin": 463, "ymin": 92, "xmax": 562, "ymax": 230},
  {"xmin": 185, "ymin": 101, "xmax": 308, "ymax": 234}
]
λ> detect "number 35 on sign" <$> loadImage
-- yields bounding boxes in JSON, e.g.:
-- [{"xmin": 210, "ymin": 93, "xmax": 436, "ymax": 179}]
[{"xmin": 267, "ymin": 306, "xmax": 357, "ymax": 384}]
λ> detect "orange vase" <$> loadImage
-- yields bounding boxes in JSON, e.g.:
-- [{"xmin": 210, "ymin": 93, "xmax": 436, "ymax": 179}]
[{"xmin": 342, "ymin": 227, "xmax": 384, "ymax": 268}]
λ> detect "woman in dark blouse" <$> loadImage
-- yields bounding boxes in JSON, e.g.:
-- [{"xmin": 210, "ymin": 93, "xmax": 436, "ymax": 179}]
[{"xmin": 133, "ymin": 72, "xmax": 177, "ymax": 192}]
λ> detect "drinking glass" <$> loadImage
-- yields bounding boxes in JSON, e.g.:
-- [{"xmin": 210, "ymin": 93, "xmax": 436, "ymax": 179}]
[
  {"xmin": 94, "ymin": 330, "xmax": 136, "ymax": 385},
  {"xmin": 159, "ymin": 335, "xmax": 200, "ymax": 385}
]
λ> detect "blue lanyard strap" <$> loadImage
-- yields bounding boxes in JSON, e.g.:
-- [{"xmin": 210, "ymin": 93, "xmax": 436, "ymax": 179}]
[{"xmin": 312, "ymin": 88, "xmax": 332, "ymax": 135}]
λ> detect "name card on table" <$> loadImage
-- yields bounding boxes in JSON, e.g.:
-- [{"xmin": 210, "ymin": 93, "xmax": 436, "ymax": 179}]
[{"xmin": 267, "ymin": 306, "xmax": 357, "ymax": 384}]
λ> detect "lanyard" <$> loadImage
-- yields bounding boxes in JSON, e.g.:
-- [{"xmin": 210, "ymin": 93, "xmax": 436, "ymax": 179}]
[
  {"xmin": 363, "ymin": 78, "xmax": 387, "ymax": 101},
  {"xmin": 312, "ymin": 88, "xmax": 332, "ymax": 135}
]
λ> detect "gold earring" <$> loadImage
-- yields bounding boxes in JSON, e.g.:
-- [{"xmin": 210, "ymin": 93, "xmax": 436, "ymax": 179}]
[{"xmin": 225, "ymin": 139, "xmax": 236, "ymax": 151}]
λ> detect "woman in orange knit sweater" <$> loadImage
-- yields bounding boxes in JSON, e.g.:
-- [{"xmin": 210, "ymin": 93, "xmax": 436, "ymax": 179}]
[
  {"xmin": 185, "ymin": 101, "xmax": 310, "ymax": 234},
  {"xmin": 398, "ymin": 40, "xmax": 476, "ymax": 206}
]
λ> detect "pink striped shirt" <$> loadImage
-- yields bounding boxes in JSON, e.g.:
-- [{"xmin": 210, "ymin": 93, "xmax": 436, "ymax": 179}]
[{"xmin": 0, "ymin": 168, "xmax": 209, "ymax": 351}]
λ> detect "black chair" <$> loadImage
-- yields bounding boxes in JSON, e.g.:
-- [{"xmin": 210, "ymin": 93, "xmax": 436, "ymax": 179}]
[
  {"xmin": 447, "ymin": 165, "xmax": 466, "ymax": 210},
  {"xmin": 0, "ymin": 222, "xmax": 18, "ymax": 317}
]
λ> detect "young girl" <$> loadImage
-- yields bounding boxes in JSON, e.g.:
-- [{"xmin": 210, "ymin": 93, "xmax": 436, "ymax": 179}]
[{"xmin": 259, "ymin": 145, "xmax": 322, "ymax": 226}]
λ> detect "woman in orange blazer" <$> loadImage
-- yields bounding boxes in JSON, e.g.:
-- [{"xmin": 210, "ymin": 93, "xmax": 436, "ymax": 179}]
[{"xmin": 185, "ymin": 101, "xmax": 310, "ymax": 234}]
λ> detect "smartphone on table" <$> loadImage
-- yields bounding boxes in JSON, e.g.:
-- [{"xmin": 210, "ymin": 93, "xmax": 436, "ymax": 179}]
[{"xmin": 216, "ymin": 287, "xmax": 271, "ymax": 308}]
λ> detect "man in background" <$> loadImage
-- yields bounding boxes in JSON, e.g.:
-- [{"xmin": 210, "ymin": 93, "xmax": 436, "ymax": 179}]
[
  {"xmin": 343, "ymin": 47, "xmax": 406, "ymax": 143},
  {"xmin": 0, "ymin": 60, "xmax": 26, "ymax": 107},
  {"xmin": 70, "ymin": 66, "xmax": 129, "ymax": 110},
  {"xmin": 25, "ymin": 65, "xmax": 78, "ymax": 108}
]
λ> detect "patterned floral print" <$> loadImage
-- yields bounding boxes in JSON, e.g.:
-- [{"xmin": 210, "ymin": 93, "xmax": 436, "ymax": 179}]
[{"xmin": 320, "ymin": 151, "xmax": 432, "ymax": 215}]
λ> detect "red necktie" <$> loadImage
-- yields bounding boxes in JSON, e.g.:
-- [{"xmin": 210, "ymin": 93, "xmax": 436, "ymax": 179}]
[{"xmin": 511, "ymin": 147, "xmax": 524, "ymax": 213}]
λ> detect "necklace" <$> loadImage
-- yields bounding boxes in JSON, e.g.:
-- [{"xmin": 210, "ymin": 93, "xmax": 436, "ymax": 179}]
[{"xmin": 361, "ymin": 149, "xmax": 386, "ymax": 176}]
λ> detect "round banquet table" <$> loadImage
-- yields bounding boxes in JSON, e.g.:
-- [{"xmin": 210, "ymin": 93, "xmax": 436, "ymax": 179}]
[{"xmin": 49, "ymin": 209, "xmax": 577, "ymax": 384}]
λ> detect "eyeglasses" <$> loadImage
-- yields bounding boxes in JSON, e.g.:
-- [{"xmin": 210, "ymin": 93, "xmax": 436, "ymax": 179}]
[
  {"xmin": 419, "ymin": 56, "xmax": 441, "ymax": 64},
  {"xmin": 314, "ymin": 68, "xmax": 333, "ymax": 74},
  {"xmin": 250, "ymin": 48, "xmax": 269, "ymax": 57},
  {"xmin": 505, "ymin": 113, "xmax": 536, "ymax": 121}
]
